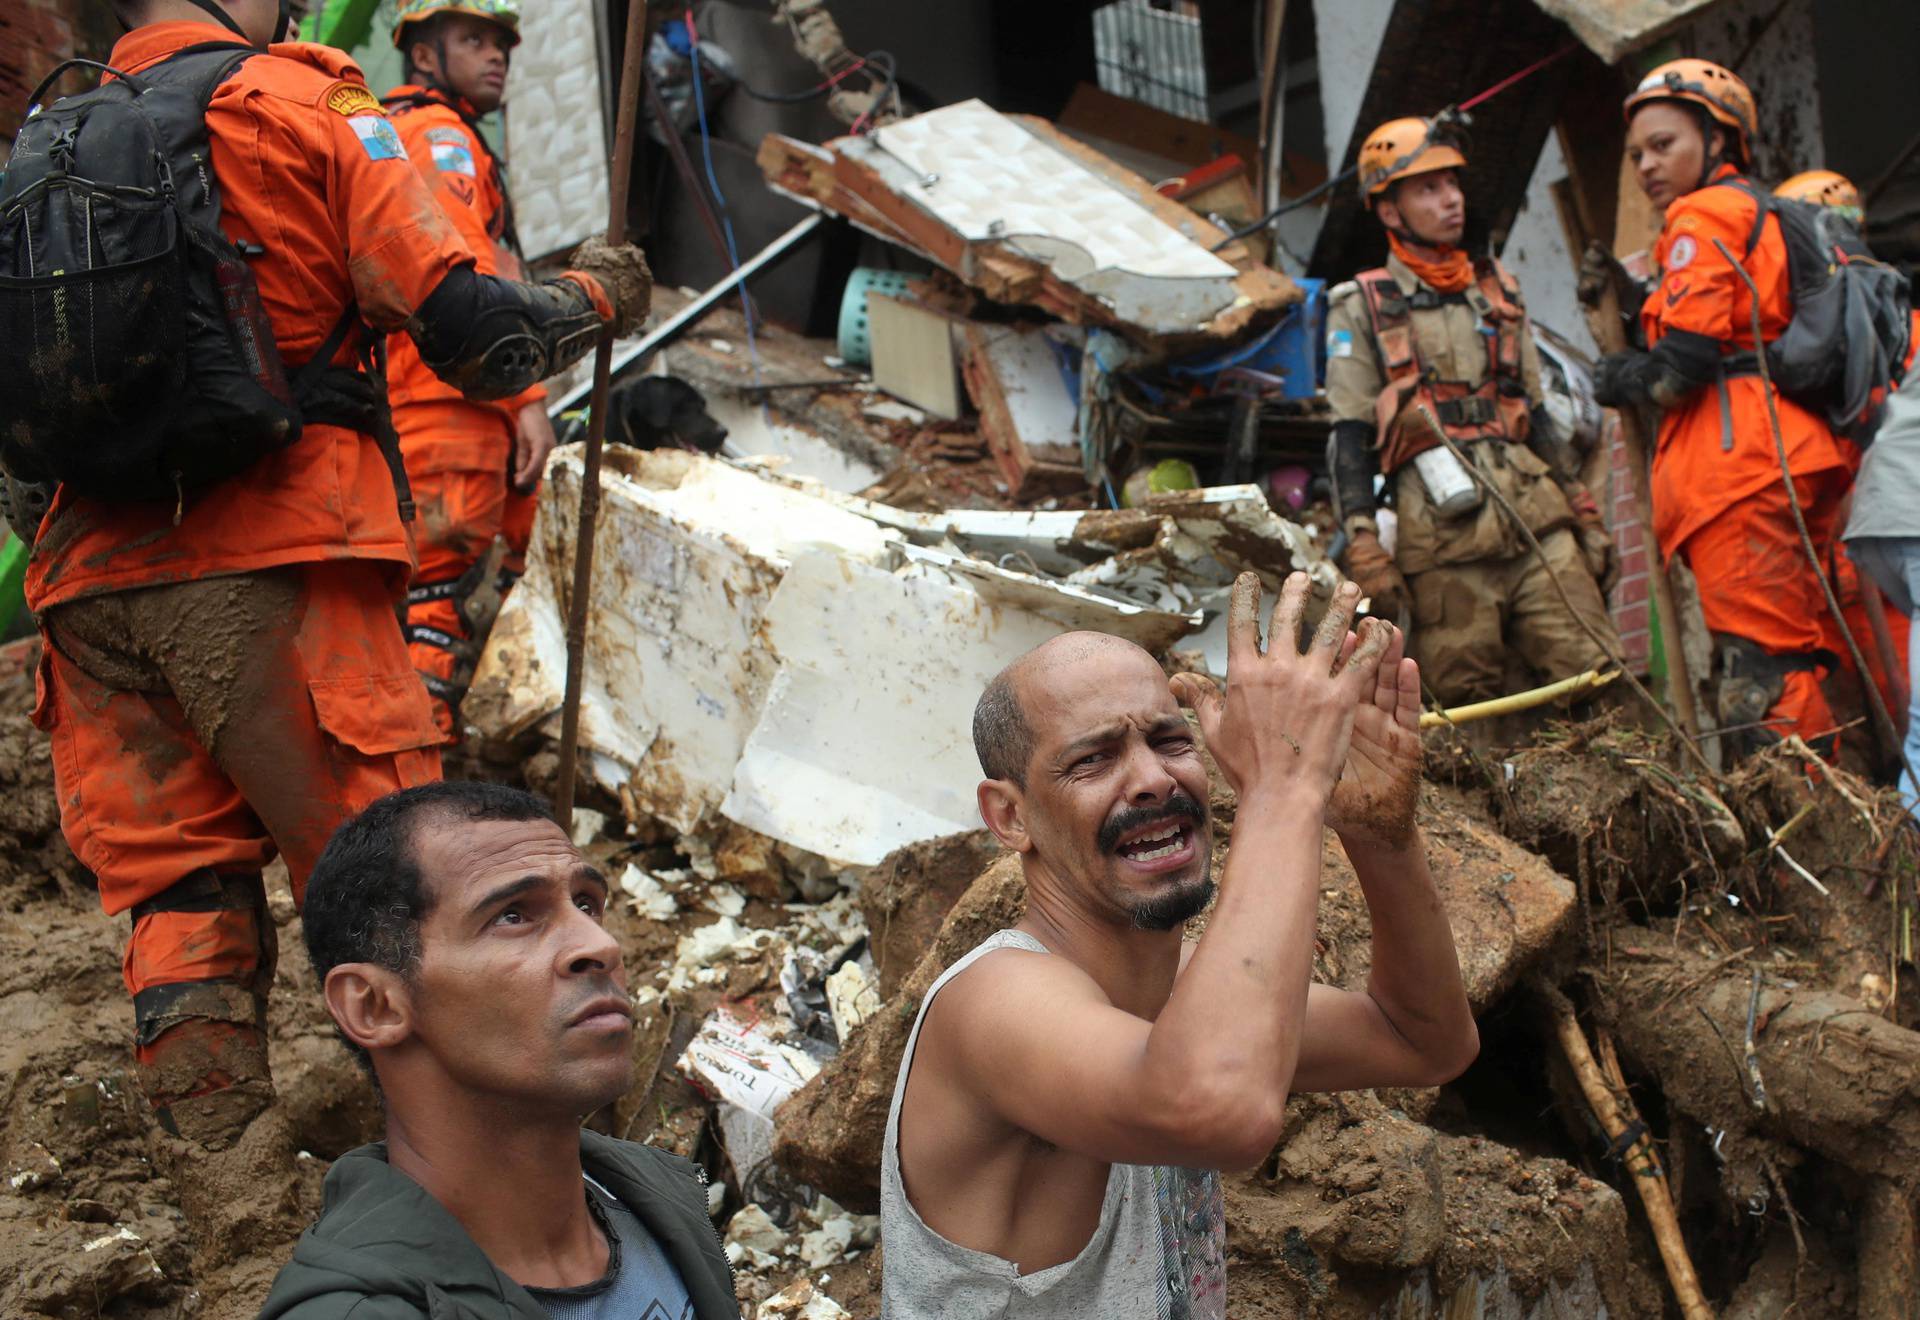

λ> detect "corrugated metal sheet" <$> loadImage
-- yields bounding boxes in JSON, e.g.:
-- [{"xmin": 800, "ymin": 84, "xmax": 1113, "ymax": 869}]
[{"xmin": 504, "ymin": 0, "xmax": 608, "ymax": 261}]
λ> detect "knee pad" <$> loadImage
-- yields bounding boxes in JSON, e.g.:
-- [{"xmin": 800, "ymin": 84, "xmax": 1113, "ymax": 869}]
[{"xmin": 127, "ymin": 870, "xmax": 276, "ymax": 1146}]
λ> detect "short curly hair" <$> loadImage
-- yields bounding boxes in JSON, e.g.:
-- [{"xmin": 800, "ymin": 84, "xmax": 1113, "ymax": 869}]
[{"xmin": 302, "ymin": 781, "xmax": 554, "ymax": 1070}]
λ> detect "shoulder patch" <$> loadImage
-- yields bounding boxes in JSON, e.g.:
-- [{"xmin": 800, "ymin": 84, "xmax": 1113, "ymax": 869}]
[
  {"xmin": 430, "ymin": 140, "xmax": 478, "ymax": 178},
  {"xmin": 1327, "ymin": 327, "xmax": 1356, "ymax": 359},
  {"xmin": 348, "ymin": 114, "xmax": 406, "ymax": 162},
  {"xmin": 425, "ymin": 126, "xmax": 470, "ymax": 148},
  {"xmin": 325, "ymin": 82, "xmax": 382, "ymax": 117},
  {"xmin": 1666, "ymin": 234, "xmax": 1698, "ymax": 271}
]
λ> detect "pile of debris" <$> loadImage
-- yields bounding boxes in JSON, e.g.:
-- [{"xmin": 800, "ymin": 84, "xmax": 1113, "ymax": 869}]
[{"xmin": 2, "ymin": 551, "xmax": 1919, "ymax": 1318}]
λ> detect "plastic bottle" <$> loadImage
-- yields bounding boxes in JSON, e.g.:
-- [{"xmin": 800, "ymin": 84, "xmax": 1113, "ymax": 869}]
[{"xmin": 1411, "ymin": 444, "xmax": 1483, "ymax": 518}]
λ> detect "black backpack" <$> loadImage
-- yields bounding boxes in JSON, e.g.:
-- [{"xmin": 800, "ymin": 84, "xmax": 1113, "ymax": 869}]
[
  {"xmin": 1717, "ymin": 176, "xmax": 1912, "ymax": 444},
  {"xmin": 0, "ymin": 45, "xmax": 362, "ymax": 503}
]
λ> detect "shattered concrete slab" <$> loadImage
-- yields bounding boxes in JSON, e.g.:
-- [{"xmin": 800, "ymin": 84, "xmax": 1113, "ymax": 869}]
[
  {"xmin": 758, "ymin": 102, "xmax": 1298, "ymax": 347},
  {"xmin": 838, "ymin": 485, "xmax": 1341, "ymax": 673},
  {"xmin": 1530, "ymin": 0, "xmax": 1729, "ymax": 64},
  {"xmin": 468, "ymin": 449, "xmax": 1207, "ymax": 868}
]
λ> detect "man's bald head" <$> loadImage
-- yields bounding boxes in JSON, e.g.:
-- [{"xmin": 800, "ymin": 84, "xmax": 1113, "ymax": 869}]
[{"xmin": 972, "ymin": 633, "xmax": 1157, "ymax": 785}]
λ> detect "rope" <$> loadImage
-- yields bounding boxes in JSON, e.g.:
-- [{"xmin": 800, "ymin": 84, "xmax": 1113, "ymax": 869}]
[
  {"xmin": 1460, "ymin": 45, "xmax": 1576, "ymax": 111},
  {"xmin": 1215, "ymin": 43, "xmax": 1579, "ymax": 249}
]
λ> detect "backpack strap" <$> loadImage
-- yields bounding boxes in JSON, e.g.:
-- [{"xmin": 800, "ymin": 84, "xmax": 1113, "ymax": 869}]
[
  {"xmin": 27, "ymin": 59, "xmax": 144, "ymax": 105},
  {"xmin": 288, "ymin": 306, "xmax": 414, "ymax": 522},
  {"xmin": 1706, "ymin": 175, "xmax": 1771, "ymax": 261}
]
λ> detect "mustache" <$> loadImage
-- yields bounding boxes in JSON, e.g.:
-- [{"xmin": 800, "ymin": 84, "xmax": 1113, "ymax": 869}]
[
  {"xmin": 560, "ymin": 975, "xmax": 629, "ymax": 1020},
  {"xmin": 1097, "ymin": 792, "xmax": 1207, "ymax": 854}
]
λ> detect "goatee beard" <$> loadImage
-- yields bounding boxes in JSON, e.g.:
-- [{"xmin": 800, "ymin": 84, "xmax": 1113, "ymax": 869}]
[{"xmin": 1129, "ymin": 875, "xmax": 1215, "ymax": 932}]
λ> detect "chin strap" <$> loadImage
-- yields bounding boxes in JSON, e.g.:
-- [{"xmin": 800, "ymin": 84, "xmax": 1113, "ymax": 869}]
[{"xmin": 179, "ymin": 0, "xmax": 255, "ymax": 41}]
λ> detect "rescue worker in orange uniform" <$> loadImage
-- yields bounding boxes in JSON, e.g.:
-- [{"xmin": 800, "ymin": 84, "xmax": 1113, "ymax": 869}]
[
  {"xmin": 1326, "ymin": 115, "xmax": 1620, "ymax": 705},
  {"xmin": 383, "ymin": 0, "xmax": 553, "ymax": 736},
  {"xmin": 9, "ymin": 0, "xmax": 648, "ymax": 1163},
  {"xmin": 1772, "ymin": 170, "xmax": 1913, "ymax": 737},
  {"xmin": 1596, "ymin": 60, "xmax": 1855, "ymax": 757}
]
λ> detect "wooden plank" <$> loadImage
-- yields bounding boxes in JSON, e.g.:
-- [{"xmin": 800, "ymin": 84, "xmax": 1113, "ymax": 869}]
[
  {"xmin": 959, "ymin": 323, "xmax": 1085, "ymax": 498},
  {"xmin": 1056, "ymin": 83, "xmax": 1258, "ymax": 169}
]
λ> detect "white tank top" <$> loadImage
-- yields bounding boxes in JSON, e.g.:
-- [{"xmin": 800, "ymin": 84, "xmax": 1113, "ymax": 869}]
[{"xmin": 879, "ymin": 929, "xmax": 1227, "ymax": 1319}]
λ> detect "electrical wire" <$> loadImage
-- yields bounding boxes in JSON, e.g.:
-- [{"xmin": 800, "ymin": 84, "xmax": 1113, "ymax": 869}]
[
  {"xmin": 684, "ymin": 8, "xmax": 766, "ymax": 393},
  {"xmin": 741, "ymin": 56, "xmax": 868, "ymax": 103},
  {"xmin": 848, "ymin": 50, "xmax": 897, "ymax": 136}
]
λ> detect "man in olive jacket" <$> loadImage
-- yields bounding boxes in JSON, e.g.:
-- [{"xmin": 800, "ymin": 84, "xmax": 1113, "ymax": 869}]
[{"xmin": 257, "ymin": 782, "xmax": 738, "ymax": 1319}]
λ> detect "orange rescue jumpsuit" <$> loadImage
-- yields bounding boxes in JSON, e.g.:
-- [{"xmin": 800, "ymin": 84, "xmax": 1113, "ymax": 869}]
[
  {"xmin": 1642, "ymin": 164, "xmax": 1856, "ymax": 749},
  {"xmin": 24, "ymin": 22, "xmax": 473, "ymax": 1125},
  {"xmin": 383, "ymin": 84, "xmax": 543, "ymax": 736}
]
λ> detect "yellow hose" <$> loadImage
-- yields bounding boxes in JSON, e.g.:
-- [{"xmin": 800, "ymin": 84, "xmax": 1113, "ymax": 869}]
[{"xmin": 1420, "ymin": 668, "xmax": 1620, "ymax": 728}]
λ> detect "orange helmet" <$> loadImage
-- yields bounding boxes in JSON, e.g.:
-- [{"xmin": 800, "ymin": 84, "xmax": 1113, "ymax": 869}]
[
  {"xmin": 1623, "ymin": 58, "xmax": 1756, "ymax": 167},
  {"xmin": 392, "ymin": 0, "xmax": 521, "ymax": 48},
  {"xmin": 1775, "ymin": 170, "xmax": 1863, "ymax": 221},
  {"xmin": 1358, "ymin": 116, "xmax": 1467, "ymax": 202}
]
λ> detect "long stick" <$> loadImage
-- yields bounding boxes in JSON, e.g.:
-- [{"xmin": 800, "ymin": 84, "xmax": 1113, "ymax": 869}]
[
  {"xmin": 1254, "ymin": 0, "xmax": 1288, "ymax": 216},
  {"xmin": 1538, "ymin": 983, "xmax": 1713, "ymax": 1320},
  {"xmin": 555, "ymin": 0, "xmax": 651, "ymax": 829},
  {"xmin": 1579, "ymin": 247, "xmax": 1702, "ymax": 741},
  {"xmin": 1418, "ymin": 667, "xmax": 1618, "ymax": 729}
]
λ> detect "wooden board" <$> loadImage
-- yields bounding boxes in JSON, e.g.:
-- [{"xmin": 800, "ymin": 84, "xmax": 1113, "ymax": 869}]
[{"xmin": 867, "ymin": 295, "xmax": 962, "ymax": 420}]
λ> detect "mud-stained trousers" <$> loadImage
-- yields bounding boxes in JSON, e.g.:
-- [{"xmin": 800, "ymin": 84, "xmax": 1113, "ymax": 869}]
[
  {"xmin": 1405, "ymin": 527, "xmax": 1620, "ymax": 705},
  {"xmin": 1676, "ymin": 472, "xmax": 1850, "ymax": 756},
  {"xmin": 406, "ymin": 467, "xmax": 537, "ymax": 738},
  {"xmin": 33, "ymin": 560, "xmax": 442, "ymax": 1144}
]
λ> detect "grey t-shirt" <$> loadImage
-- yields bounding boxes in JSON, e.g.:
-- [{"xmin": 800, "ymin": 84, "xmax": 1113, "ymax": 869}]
[
  {"xmin": 880, "ymin": 929, "xmax": 1228, "ymax": 1319},
  {"xmin": 523, "ymin": 1176, "xmax": 696, "ymax": 1320}
]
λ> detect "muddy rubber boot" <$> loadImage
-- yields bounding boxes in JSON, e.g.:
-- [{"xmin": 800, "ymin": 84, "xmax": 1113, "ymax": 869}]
[
  {"xmin": 139, "ymin": 1020, "xmax": 304, "ymax": 1271},
  {"xmin": 136, "ymin": 1016, "xmax": 275, "ymax": 1150}
]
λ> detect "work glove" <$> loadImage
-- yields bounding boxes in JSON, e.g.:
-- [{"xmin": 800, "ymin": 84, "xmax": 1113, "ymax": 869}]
[
  {"xmin": 1565, "ymin": 482, "xmax": 1618, "ymax": 596},
  {"xmin": 565, "ymin": 236, "xmax": 653, "ymax": 338},
  {"xmin": 1341, "ymin": 527, "xmax": 1409, "ymax": 620},
  {"xmin": 1591, "ymin": 350, "xmax": 1651, "ymax": 409},
  {"xmin": 1576, "ymin": 241, "xmax": 1647, "ymax": 332}
]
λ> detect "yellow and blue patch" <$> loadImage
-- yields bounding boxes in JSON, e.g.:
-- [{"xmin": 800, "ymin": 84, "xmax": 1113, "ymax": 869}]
[
  {"xmin": 349, "ymin": 115, "xmax": 406, "ymax": 162},
  {"xmin": 430, "ymin": 141, "xmax": 478, "ymax": 177}
]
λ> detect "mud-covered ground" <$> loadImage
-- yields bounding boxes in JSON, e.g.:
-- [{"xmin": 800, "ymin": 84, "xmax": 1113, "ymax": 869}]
[{"xmin": 4, "ymin": 643, "xmax": 1915, "ymax": 1318}]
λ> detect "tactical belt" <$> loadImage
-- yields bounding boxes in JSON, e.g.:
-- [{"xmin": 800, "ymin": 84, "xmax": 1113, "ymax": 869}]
[{"xmin": 130, "ymin": 867, "xmax": 264, "ymax": 920}]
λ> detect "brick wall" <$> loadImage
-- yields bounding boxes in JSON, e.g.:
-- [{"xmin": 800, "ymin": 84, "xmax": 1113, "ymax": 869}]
[{"xmin": 1603, "ymin": 409, "xmax": 1652, "ymax": 673}]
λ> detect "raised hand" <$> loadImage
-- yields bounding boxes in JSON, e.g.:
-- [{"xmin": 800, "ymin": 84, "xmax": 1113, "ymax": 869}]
[
  {"xmin": 1326, "ymin": 623, "xmax": 1423, "ymax": 850},
  {"xmin": 1171, "ymin": 573, "xmax": 1392, "ymax": 811}
]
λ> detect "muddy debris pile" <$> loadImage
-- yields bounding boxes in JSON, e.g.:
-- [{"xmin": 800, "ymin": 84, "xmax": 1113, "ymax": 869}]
[{"xmin": 5, "ymin": 609, "xmax": 1920, "ymax": 1320}]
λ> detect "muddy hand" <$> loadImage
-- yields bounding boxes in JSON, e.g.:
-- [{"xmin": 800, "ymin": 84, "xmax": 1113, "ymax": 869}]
[
  {"xmin": 1172, "ymin": 573, "xmax": 1391, "ymax": 809},
  {"xmin": 1326, "ymin": 623, "xmax": 1424, "ymax": 850}
]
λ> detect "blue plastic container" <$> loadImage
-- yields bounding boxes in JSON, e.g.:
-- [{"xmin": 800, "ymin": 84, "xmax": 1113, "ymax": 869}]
[
  {"xmin": 836, "ymin": 267, "xmax": 917, "ymax": 367},
  {"xmin": 1166, "ymin": 277, "xmax": 1327, "ymax": 398}
]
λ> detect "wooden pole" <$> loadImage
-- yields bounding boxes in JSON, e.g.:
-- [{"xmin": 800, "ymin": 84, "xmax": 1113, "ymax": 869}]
[
  {"xmin": 1539, "ymin": 983, "xmax": 1713, "ymax": 1320},
  {"xmin": 554, "ymin": 0, "xmax": 651, "ymax": 829},
  {"xmin": 1579, "ymin": 246, "xmax": 1702, "ymax": 741},
  {"xmin": 1255, "ymin": 0, "xmax": 1289, "ymax": 215}
]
